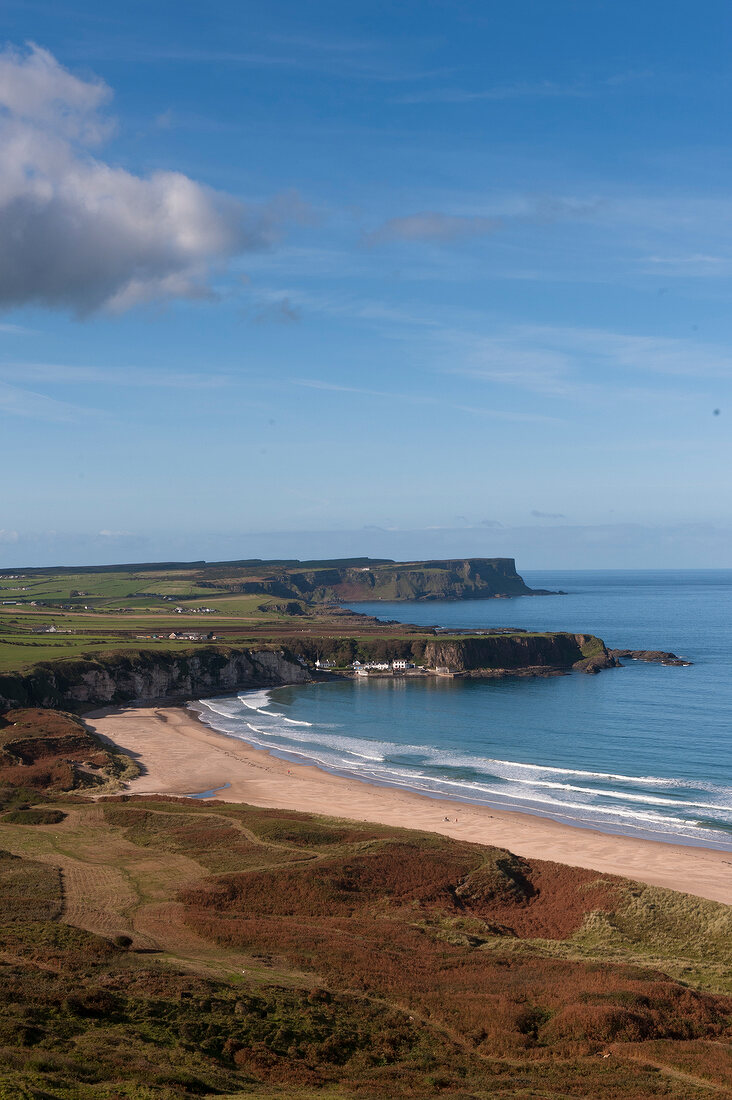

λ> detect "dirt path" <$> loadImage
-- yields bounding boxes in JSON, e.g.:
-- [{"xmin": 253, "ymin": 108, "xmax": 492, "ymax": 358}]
[
  {"xmin": 0, "ymin": 803, "xmax": 317, "ymax": 984},
  {"xmin": 617, "ymin": 1050, "xmax": 731, "ymax": 1095}
]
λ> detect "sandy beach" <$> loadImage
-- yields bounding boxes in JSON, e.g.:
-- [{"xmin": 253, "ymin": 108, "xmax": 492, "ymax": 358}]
[{"xmin": 86, "ymin": 705, "xmax": 732, "ymax": 906}]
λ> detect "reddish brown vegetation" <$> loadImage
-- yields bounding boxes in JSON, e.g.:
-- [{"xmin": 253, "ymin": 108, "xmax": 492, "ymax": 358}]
[
  {"xmin": 0, "ymin": 780, "xmax": 730, "ymax": 1097},
  {"xmin": 181, "ymin": 837, "xmax": 622, "ymax": 938},
  {"xmin": 178, "ymin": 836, "xmax": 731, "ymax": 1064},
  {"xmin": 0, "ymin": 707, "xmax": 126, "ymax": 795}
]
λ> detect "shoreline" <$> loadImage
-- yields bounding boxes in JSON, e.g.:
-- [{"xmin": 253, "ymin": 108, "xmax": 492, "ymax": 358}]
[
  {"xmin": 193, "ymin": 705, "xmax": 728, "ymax": 852},
  {"xmin": 86, "ymin": 704, "xmax": 732, "ymax": 905}
]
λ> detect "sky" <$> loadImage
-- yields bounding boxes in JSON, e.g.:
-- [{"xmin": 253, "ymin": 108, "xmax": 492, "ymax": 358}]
[{"xmin": 1, "ymin": 0, "xmax": 731, "ymax": 569}]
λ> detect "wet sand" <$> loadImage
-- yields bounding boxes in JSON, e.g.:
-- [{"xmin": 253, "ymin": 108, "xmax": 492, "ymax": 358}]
[{"xmin": 86, "ymin": 704, "xmax": 732, "ymax": 905}]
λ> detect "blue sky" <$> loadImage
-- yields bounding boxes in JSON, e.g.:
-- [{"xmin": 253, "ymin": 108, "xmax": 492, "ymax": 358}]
[{"xmin": 1, "ymin": 0, "xmax": 731, "ymax": 568}]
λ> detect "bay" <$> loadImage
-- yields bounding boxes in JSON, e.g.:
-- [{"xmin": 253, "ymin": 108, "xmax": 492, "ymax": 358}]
[{"xmin": 195, "ymin": 570, "xmax": 732, "ymax": 850}]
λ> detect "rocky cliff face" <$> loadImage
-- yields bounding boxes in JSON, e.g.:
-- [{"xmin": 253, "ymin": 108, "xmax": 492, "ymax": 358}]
[
  {"xmin": 0, "ymin": 631, "xmax": 618, "ymax": 714},
  {"xmin": 0, "ymin": 647, "xmax": 309, "ymax": 713},
  {"xmin": 423, "ymin": 633, "xmax": 616, "ymax": 674},
  {"xmin": 212, "ymin": 558, "xmax": 536, "ymax": 603},
  {"xmin": 333, "ymin": 558, "xmax": 534, "ymax": 601}
]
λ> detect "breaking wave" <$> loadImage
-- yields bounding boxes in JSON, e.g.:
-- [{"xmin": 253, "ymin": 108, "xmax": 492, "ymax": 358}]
[{"xmin": 192, "ymin": 685, "xmax": 732, "ymax": 850}]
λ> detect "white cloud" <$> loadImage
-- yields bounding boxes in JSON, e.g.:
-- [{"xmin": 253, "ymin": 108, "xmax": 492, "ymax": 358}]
[
  {"xmin": 0, "ymin": 43, "xmax": 300, "ymax": 314},
  {"xmin": 0, "ymin": 41, "xmax": 112, "ymax": 141}
]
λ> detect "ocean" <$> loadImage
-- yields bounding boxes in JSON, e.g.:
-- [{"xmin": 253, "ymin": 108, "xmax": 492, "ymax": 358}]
[{"xmin": 193, "ymin": 570, "xmax": 732, "ymax": 850}]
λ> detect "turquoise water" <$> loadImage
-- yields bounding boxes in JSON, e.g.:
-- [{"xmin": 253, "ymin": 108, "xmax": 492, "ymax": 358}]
[{"xmin": 194, "ymin": 571, "xmax": 732, "ymax": 849}]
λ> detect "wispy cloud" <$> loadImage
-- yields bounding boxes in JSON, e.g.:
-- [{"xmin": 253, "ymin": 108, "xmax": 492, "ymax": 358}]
[
  {"xmin": 395, "ymin": 70, "xmax": 651, "ymax": 105},
  {"xmin": 0, "ymin": 380, "xmax": 97, "ymax": 421},
  {"xmin": 0, "ymin": 362, "xmax": 233, "ymax": 388},
  {"xmin": 395, "ymin": 80, "xmax": 587, "ymax": 105},
  {"xmin": 640, "ymin": 253, "xmax": 732, "ymax": 277},
  {"xmin": 523, "ymin": 325, "xmax": 732, "ymax": 379},
  {"xmin": 127, "ymin": 34, "xmax": 446, "ymax": 84},
  {"xmin": 251, "ymin": 296, "xmax": 301, "ymax": 324},
  {"xmin": 290, "ymin": 378, "xmax": 559, "ymax": 423},
  {"xmin": 442, "ymin": 322, "xmax": 732, "ymax": 402},
  {"xmin": 364, "ymin": 211, "xmax": 499, "ymax": 246}
]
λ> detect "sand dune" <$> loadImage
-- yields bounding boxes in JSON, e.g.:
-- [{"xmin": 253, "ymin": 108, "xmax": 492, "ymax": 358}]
[{"xmin": 87, "ymin": 705, "xmax": 732, "ymax": 906}]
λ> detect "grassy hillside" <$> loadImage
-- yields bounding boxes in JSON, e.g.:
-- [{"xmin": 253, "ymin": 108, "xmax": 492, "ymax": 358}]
[
  {"xmin": 0, "ymin": 709, "xmax": 729, "ymax": 1098},
  {"xmin": 0, "ymin": 560, "xmax": 418, "ymax": 676},
  {"xmin": 0, "ymin": 557, "xmax": 541, "ymax": 675},
  {"xmin": 0, "ymin": 560, "xmax": 610, "ymax": 706}
]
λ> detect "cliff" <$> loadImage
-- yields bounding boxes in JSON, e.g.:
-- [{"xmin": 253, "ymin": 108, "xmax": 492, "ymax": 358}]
[
  {"xmin": 0, "ymin": 647, "xmax": 309, "ymax": 713},
  {"xmin": 0, "ymin": 631, "xmax": 617, "ymax": 714},
  {"xmin": 332, "ymin": 558, "xmax": 535, "ymax": 601},
  {"xmin": 210, "ymin": 558, "xmax": 537, "ymax": 602},
  {"xmin": 276, "ymin": 631, "xmax": 616, "ymax": 676},
  {"xmin": 423, "ymin": 633, "xmax": 616, "ymax": 675}
]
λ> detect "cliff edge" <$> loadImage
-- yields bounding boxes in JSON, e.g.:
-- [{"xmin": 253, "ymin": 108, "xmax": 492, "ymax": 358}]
[
  {"xmin": 213, "ymin": 557, "xmax": 540, "ymax": 602},
  {"xmin": 0, "ymin": 647, "xmax": 309, "ymax": 713}
]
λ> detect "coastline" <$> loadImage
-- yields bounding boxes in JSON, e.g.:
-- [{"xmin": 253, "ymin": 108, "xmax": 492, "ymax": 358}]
[{"xmin": 86, "ymin": 703, "xmax": 732, "ymax": 906}]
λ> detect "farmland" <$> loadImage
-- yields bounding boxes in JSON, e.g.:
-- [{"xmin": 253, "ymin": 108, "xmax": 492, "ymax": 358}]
[
  {"xmin": 0, "ymin": 560, "xmax": 425, "ymax": 674},
  {"xmin": 0, "ymin": 558, "xmax": 589, "ymax": 685}
]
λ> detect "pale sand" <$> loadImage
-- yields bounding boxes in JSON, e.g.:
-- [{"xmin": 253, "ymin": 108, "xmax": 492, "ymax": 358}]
[{"xmin": 86, "ymin": 705, "xmax": 732, "ymax": 906}]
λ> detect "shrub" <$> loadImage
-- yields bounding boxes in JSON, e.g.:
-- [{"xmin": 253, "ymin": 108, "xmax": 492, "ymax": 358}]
[{"xmin": 1, "ymin": 808, "xmax": 65, "ymax": 826}]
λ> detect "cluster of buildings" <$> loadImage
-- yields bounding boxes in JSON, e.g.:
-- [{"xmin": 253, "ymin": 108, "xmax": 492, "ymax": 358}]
[
  {"xmin": 354, "ymin": 658, "xmax": 415, "ymax": 674},
  {"xmin": 314, "ymin": 657, "xmax": 415, "ymax": 674},
  {"xmin": 134, "ymin": 631, "xmax": 217, "ymax": 641},
  {"xmin": 168, "ymin": 630, "xmax": 217, "ymax": 641}
]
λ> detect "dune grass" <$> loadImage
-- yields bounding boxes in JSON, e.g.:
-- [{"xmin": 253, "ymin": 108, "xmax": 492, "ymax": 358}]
[{"xmin": 0, "ymin": 710, "xmax": 729, "ymax": 1098}]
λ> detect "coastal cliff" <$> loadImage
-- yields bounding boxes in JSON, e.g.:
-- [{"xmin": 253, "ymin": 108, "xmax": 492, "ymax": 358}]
[
  {"xmin": 423, "ymin": 632, "xmax": 616, "ymax": 675},
  {"xmin": 0, "ymin": 647, "xmax": 309, "ymax": 713},
  {"xmin": 0, "ymin": 631, "xmax": 617, "ymax": 712},
  {"xmin": 279, "ymin": 631, "xmax": 616, "ymax": 676},
  {"xmin": 205, "ymin": 557, "xmax": 537, "ymax": 602},
  {"xmin": 330, "ymin": 558, "xmax": 535, "ymax": 601}
]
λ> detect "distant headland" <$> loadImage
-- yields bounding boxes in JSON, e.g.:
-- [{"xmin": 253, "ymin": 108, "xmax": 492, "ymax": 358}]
[
  {"xmin": 0, "ymin": 556, "xmax": 683, "ymax": 713},
  {"xmin": 0, "ymin": 555, "xmax": 553, "ymax": 602}
]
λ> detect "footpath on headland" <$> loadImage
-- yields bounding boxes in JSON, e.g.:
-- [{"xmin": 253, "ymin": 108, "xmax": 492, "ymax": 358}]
[{"xmin": 88, "ymin": 704, "xmax": 732, "ymax": 907}]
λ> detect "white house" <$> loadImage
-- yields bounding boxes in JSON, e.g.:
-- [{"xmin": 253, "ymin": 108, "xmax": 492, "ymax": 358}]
[{"xmin": 392, "ymin": 658, "xmax": 411, "ymax": 670}]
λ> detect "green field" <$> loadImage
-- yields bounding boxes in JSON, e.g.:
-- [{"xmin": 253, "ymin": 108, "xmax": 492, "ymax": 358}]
[{"xmin": 0, "ymin": 560, "xmax": 431, "ymax": 675}]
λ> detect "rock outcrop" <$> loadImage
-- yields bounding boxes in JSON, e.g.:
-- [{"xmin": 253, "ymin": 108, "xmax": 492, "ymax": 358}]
[
  {"xmin": 609, "ymin": 649, "xmax": 692, "ymax": 666},
  {"xmin": 423, "ymin": 633, "xmax": 618, "ymax": 675},
  {"xmin": 0, "ymin": 647, "xmax": 309, "ymax": 713}
]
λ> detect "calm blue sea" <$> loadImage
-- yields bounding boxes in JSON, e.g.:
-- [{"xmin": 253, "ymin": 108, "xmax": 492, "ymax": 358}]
[{"xmin": 194, "ymin": 571, "xmax": 732, "ymax": 850}]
